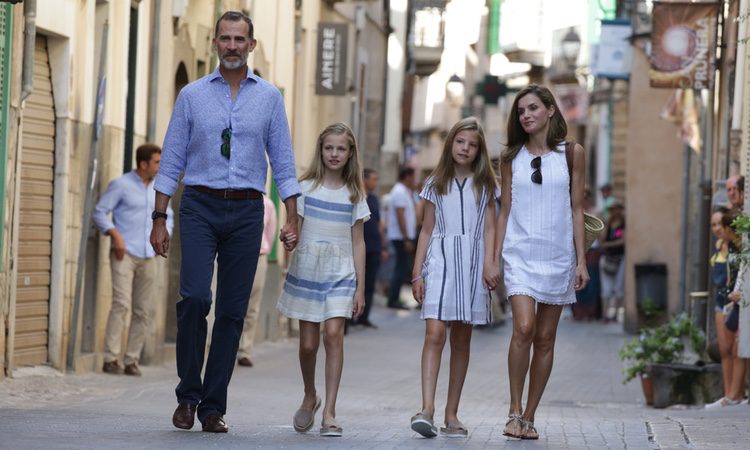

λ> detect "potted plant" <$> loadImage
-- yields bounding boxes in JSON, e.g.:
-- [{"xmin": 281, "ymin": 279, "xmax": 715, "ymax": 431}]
[{"xmin": 619, "ymin": 313, "xmax": 721, "ymax": 408}]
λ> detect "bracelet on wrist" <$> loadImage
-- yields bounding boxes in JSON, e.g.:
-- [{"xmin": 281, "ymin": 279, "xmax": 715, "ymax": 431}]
[{"xmin": 411, "ymin": 275, "xmax": 423, "ymax": 283}]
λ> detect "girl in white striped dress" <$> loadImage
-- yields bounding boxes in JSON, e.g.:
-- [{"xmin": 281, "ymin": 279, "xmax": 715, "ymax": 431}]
[
  {"xmin": 277, "ymin": 123, "xmax": 370, "ymax": 437},
  {"xmin": 409, "ymin": 117, "xmax": 500, "ymax": 438}
]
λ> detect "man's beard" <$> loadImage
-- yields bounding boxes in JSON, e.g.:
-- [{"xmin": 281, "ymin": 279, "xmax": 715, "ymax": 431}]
[{"xmin": 220, "ymin": 53, "xmax": 247, "ymax": 70}]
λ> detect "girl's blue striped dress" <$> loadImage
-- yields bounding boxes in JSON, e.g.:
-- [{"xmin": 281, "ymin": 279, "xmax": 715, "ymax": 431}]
[
  {"xmin": 419, "ymin": 177, "xmax": 492, "ymax": 324},
  {"xmin": 277, "ymin": 179, "xmax": 370, "ymax": 322}
]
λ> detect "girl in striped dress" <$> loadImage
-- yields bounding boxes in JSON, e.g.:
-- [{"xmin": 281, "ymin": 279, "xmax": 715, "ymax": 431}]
[
  {"xmin": 409, "ymin": 117, "xmax": 500, "ymax": 438},
  {"xmin": 277, "ymin": 123, "xmax": 370, "ymax": 437}
]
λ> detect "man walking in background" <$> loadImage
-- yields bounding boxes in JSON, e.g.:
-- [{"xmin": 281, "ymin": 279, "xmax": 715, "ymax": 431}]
[
  {"xmin": 357, "ymin": 168, "xmax": 388, "ymax": 327},
  {"xmin": 386, "ymin": 167, "xmax": 417, "ymax": 310},
  {"xmin": 93, "ymin": 144, "xmax": 174, "ymax": 376}
]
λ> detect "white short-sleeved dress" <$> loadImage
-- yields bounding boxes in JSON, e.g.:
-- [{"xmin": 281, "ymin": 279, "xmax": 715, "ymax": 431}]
[
  {"xmin": 419, "ymin": 177, "xmax": 493, "ymax": 324},
  {"xmin": 503, "ymin": 144, "xmax": 576, "ymax": 305},
  {"xmin": 277, "ymin": 180, "xmax": 370, "ymax": 322}
]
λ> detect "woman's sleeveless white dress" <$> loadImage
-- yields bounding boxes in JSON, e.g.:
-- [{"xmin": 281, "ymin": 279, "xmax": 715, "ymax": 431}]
[{"xmin": 502, "ymin": 144, "xmax": 576, "ymax": 305}]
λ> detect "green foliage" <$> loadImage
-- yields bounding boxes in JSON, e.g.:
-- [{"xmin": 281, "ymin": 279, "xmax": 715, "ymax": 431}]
[
  {"xmin": 619, "ymin": 313, "xmax": 705, "ymax": 384},
  {"xmin": 638, "ymin": 297, "xmax": 665, "ymax": 318}
]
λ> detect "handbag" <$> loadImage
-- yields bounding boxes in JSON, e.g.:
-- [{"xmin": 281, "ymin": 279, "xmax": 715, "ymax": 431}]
[
  {"xmin": 602, "ymin": 254, "xmax": 622, "ymax": 276},
  {"xmin": 725, "ymin": 302, "xmax": 740, "ymax": 332},
  {"xmin": 564, "ymin": 142, "xmax": 604, "ymax": 253}
]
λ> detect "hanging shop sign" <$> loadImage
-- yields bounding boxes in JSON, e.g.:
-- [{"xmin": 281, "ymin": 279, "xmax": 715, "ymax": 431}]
[
  {"xmin": 592, "ymin": 19, "xmax": 632, "ymax": 80},
  {"xmin": 315, "ymin": 22, "xmax": 348, "ymax": 96},
  {"xmin": 650, "ymin": 1, "xmax": 719, "ymax": 90}
]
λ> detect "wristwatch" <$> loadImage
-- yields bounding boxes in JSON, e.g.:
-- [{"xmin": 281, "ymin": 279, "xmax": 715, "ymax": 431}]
[{"xmin": 151, "ymin": 210, "xmax": 168, "ymax": 221}]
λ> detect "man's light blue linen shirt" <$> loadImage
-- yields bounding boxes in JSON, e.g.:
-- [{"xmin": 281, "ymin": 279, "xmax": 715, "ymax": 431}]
[
  {"xmin": 154, "ymin": 67, "xmax": 301, "ymax": 200},
  {"xmin": 93, "ymin": 171, "xmax": 175, "ymax": 259}
]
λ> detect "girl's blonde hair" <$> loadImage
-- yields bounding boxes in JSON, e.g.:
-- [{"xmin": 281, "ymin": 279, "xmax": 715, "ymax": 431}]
[
  {"xmin": 502, "ymin": 84, "xmax": 567, "ymax": 163},
  {"xmin": 300, "ymin": 122, "xmax": 365, "ymax": 203},
  {"xmin": 428, "ymin": 117, "xmax": 497, "ymax": 201}
]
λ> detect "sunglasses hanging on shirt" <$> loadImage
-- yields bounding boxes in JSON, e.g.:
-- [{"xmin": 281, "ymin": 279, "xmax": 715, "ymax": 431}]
[
  {"xmin": 530, "ymin": 156, "xmax": 542, "ymax": 184},
  {"xmin": 221, "ymin": 127, "xmax": 232, "ymax": 159}
]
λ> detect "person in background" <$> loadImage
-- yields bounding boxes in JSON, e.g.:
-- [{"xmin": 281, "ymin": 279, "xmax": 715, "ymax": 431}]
[
  {"xmin": 94, "ymin": 144, "xmax": 174, "ymax": 377},
  {"xmin": 599, "ymin": 199, "xmax": 625, "ymax": 322},
  {"xmin": 386, "ymin": 167, "xmax": 417, "ymax": 310},
  {"xmin": 599, "ymin": 183, "xmax": 614, "ymax": 223},
  {"xmin": 572, "ymin": 188, "xmax": 602, "ymax": 321},
  {"xmin": 356, "ymin": 168, "xmax": 388, "ymax": 328},
  {"xmin": 237, "ymin": 195, "xmax": 277, "ymax": 367},
  {"xmin": 726, "ymin": 175, "xmax": 745, "ymax": 213},
  {"xmin": 707, "ymin": 210, "xmax": 748, "ymax": 408}
]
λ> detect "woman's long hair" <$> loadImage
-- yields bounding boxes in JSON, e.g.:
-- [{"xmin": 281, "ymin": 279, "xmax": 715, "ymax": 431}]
[
  {"xmin": 300, "ymin": 122, "xmax": 365, "ymax": 203},
  {"xmin": 428, "ymin": 117, "xmax": 497, "ymax": 202},
  {"xmin": 501, "ymin": 84, "xmax": 568, "ymax": 163}
]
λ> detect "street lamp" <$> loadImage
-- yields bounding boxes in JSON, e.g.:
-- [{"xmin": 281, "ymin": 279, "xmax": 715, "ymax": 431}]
[
  {"xmin": 561, "ymin": 27, "xmax": 581, "ymax": 70},
  {"xmin": 446, "ymin": 74, "xmax": 464, "ymax": 104}
]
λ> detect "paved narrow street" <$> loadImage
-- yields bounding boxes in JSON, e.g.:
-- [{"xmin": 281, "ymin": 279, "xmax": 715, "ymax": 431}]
[{"xmin": 1, "ymin": 301, "xmax": 748, "ymax": 449}]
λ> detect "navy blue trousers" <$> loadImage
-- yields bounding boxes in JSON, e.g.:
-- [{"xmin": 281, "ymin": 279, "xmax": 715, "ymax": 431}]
[
  {"xmin": 360, "ymin": 252, "xmax": 381, "ymax": 322},
  {"xmin": 388, "ymin": 240, "xmax": 412, "ymax": 306},
  {"xmin": 175, "ymin": 187, "xmax": 263, "ymax": 422}
]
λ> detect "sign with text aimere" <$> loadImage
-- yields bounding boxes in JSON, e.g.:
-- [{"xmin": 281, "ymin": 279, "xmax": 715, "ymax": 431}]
[
  {"xmin": 650, "ymin": 1, "xmax": 719, "ymax": 90},
  {"xmin": 315, "ymin": 22, "xmax": 348, "ymax": 96}
]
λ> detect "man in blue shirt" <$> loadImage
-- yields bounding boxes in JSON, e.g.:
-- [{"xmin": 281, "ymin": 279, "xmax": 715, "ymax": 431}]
[
  {"xmin": 93, "ymin": 144, "xmax": 174, "ymax": 377},
  {"xmin": 150, "ymin": 11, "xmax": 301, "ymax": 434}
]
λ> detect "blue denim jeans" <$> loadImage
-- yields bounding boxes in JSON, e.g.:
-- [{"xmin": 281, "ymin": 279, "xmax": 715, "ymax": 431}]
[{"xmin": 174, "ymin": 187, "xmax": 263, "ymax": 422}]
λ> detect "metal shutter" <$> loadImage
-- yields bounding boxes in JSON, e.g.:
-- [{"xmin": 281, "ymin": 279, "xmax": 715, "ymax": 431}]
[{"xmin": 14, "ymin": 35, "xmax": 55, "ymax": 367}]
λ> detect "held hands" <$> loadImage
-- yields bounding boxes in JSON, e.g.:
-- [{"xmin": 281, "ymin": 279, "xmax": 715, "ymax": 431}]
[
  {"xmin": 728, "ymin": 291, "xmax": 741, "ymax": 303},
  {"xmin": 483, "ymin": 262, "xmax": 501, "ymax": 291},
  {"xmin": 279, "ymin": 218, "xmax": 299, "ymax": 251},
  {"xmin": 574, "ymin": 262, "xmax": 590, "ymax": 291},
  {"xmin": 352, "ymin": 291, "xmax": 365, "ymax": 319},
  {"xmin": 149, "ymin": 222, "xmax": 170, "ymax": 258}
]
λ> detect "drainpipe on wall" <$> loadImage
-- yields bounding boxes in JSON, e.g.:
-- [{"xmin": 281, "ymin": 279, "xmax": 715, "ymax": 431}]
[
  {"xmin": 147, "ymin": 0, "xmax": 161, "ymax": 142},
  {"xmin": 20, "ymin": 0, "xmax": 35, "ymax": 100}
]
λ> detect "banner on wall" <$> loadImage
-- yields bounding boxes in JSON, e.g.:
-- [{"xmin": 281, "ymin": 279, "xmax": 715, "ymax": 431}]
[
  {"xmin": 315, "ymin": 22, "xmax": 348, "ymax": 96},
  {"xmin": 650, "ymin": 1, "xmax": 719, "ymax": 90}
]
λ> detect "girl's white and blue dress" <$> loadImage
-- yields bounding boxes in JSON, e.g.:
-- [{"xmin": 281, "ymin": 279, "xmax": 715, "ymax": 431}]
[
  {"xmin": 419, "ymin": 177, "xmax": 493, "ymax": 324},
  {"xmin": 277, "ymin": 180, "xmax": 370, "ymax": 322},
  {"xmin": 502, "ymin": 144, "xmax": 576, "ymax": 305}
]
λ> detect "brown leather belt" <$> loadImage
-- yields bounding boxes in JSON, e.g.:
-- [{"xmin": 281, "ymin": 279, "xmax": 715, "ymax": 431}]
[{"xmin": 190, "ymin": 185, "xmax": 262, "ymax": 200}]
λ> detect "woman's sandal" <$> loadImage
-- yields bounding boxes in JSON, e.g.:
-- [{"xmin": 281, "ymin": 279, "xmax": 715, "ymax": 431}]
[
  {"xmin": 502, "ymin": 415, "xmax": 523, "ymax": 438},
  {"xmin": 440, "ymin": 420, "xmax": 468, "ymax": 437},
  {"xmin": 520, "ymin": 419, "xmax": 539, "ymax": 440},
  {"xmin": 320, "ymin": 419, "xmax": 343, "ymax": 437}
]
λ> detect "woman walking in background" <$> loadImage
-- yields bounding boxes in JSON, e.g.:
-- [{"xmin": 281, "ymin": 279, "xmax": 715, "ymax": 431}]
[
  {"xmin": 409, "ymin": 117, "xmax": 500, "ymax": 438},
  {"xmin": 495, "ymin": 85, "xmax": 589, "ymax": 440},
  {"xmin": 599, "ymin": 199, "xmax": 625, "ymax": 322}
]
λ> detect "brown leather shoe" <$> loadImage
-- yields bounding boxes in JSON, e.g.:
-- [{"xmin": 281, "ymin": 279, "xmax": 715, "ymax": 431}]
[
  {"xmin": 102, "ymin": 361, "xmax": 123, "ymax": 374},
  {"xmin": 237, "ymin": 357, "xmax": 253, "ymax": 367},
  {"xmin": 202, "ymin": 414, "xmax": 229, "ymax": 433},
  {"xmin": 172, "ymin": 403, "xmax": 197, "ymax": 430},
  {"xmin": 124, "ymin": 363, "xmax": 142, "ymax": 376}
]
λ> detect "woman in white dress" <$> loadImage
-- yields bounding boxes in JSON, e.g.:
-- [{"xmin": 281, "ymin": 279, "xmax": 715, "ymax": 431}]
[{"xmin": 495, "ymin": 85, "xmax": 589, "ymax": 439}]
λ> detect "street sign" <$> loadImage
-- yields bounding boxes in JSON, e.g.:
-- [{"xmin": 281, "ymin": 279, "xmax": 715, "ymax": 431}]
[{"xmin": 315, "ymin": 22, "xmax": 348, "ymax": 96}]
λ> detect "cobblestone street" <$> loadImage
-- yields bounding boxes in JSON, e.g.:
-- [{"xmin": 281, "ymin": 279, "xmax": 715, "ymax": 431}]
[{"xmin": 1, "ymin": 302, "xmax": 748, "ymax": 449}]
